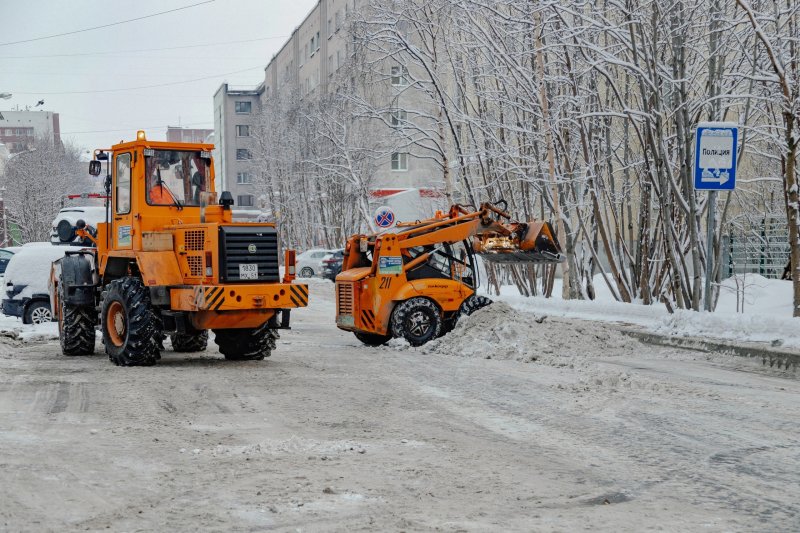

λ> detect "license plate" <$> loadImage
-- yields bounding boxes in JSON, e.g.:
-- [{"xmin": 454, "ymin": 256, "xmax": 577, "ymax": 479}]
[
  {"xmin": 337, "ymin": 315, "xmax": 355, "ymax": 327},
  {"xmin": 239, "ymin": 264, "xmax": 258, "ymax": 280}
]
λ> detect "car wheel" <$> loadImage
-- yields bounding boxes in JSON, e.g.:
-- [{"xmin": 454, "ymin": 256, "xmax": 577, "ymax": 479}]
[
  {"xmin": 300, "ymin": 267, "xmax": 314, "ymax": 278},
  {"xmin": 25, "ymin": 301, "xmax": 53, "ymax": 325}
]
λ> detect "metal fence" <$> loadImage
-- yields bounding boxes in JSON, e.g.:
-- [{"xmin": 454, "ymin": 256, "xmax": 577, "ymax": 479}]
[{"xmin": 725, "ymin": 217, "xmax": 790, "ymax": 279}]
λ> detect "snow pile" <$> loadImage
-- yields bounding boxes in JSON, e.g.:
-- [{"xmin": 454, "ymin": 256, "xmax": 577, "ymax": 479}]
[
  {"xmin": 422, "ymin": 302, "xmax": 642, "ymax": 365},
  {"xmin": 0, "ymin": 314, "xmax": 58, "ymax": 343}
]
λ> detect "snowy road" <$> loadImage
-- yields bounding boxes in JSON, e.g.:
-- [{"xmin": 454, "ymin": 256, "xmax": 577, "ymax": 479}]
[{"xmin": 0, "ymin": 282, "xmax": 798, "ymax": 531}]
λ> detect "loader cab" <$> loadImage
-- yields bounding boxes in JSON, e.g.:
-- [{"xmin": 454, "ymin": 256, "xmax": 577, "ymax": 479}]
[
  {"xmin": 90, "ymin": 131, "xmax": 227, "ymax": 253},
  {"xmin": 404, "ymin": 240, "xmax": 477, "ymax": 288}
]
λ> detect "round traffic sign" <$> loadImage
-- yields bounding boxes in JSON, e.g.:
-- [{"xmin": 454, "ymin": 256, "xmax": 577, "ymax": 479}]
[{"xmin": 374, "ymin": 206, "xmax": 396, "ymax": 229}]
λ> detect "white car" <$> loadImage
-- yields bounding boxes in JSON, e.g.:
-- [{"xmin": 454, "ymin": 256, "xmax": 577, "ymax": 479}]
[
  {"xmin": 296, "ymin": 248, "xmax": 336, "ymax": 278},
  {"xmin": 2, "ymin": 243, "xmax": 86, "ymax": 324},
  {"xmin": 50, "ymin": 206, "xmax": 106, "ymax": 246}
]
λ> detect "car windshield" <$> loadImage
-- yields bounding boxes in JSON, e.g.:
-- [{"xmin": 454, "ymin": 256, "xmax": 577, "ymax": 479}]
[{"xmin": 145, "ymin": 150, "xmax": 212, "ymax": 207}]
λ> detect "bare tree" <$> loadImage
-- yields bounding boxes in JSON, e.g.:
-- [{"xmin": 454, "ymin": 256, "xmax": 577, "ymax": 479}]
[{"xmin": 1, "ymin": 136, "xmax": 90, "ymax": 243}]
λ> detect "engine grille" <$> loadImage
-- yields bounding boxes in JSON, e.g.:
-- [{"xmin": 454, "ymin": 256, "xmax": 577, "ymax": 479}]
[
  {"xmin": 186, "ymin": 255, "xmax": 203, "ymax": 277},
  {"xmin": 218, "ymin": 226, "xmax": 279, "ymax": 283},
  {"xmin": 337, "ymin": 282, "xmax": 354, "ymax": 316},
  {"xmin": 185, "ymin": 230, "xmax": 205, "ymax": 251}
]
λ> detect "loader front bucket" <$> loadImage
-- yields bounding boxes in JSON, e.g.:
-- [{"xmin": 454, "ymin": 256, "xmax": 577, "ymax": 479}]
[{"xmin": 474, "ymin": 221, "xmax": 565, "ymax": 264}]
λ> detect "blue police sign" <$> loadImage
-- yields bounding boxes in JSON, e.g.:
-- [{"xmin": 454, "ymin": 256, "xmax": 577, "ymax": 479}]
[{"xmin": 694, "ymin": 122, "xmax": 738, "ymax": 191}]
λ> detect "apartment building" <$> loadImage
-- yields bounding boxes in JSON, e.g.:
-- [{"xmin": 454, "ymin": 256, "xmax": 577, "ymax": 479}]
[
  {"xmin": 262, "ymin": 0, "xmax": 442, "ymax": 189},
  {"xmin": 0, "ymin": 109, "xmax": 61, "ymax": 153},
  {"xmin": 165, "ymin": 126, "xmax": 214, "ymax": 144},
  {"xmin": 213, "ymin": 83, "xmax": 264, "ymax": 209},
  {"xmin": 213, "ymin": 0, "xmax": 444, "ymax": 212}
]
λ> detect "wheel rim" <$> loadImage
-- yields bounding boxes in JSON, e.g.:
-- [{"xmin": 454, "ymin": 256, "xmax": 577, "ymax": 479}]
[
  {"xmin": 30, "ymin": 306, "xmax": 51, "ymax": 324},
  {"xmin": 301, "ymin": 267, "xmax": 313, "ymax": 277},
  {"xmin": 106, "ymin": 301, "xmax": 126, "ymax": 347},
  {"xmin": 407, "ymin": 310, "xmax": 432, "ymax": 338}
]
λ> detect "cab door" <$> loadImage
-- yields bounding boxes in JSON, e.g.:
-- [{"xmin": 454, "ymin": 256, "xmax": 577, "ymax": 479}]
[{"xmin": 113, "ymin": 152, "xmax": 133, "ymax": 250}]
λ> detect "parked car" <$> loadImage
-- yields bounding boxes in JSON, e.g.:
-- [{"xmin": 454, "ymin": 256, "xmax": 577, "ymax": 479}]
[
  {"xmin": 0, "ymin": 247, "xmax": 17, "ymax": 276},
  {"xmin": 50, "ymin": 206, "xmax": 106, "ymax": 246},
  {"xmin": 2, "ymin": 243, "xmax": 85, "ymax": 324},
  {"xmin": 296, "ymin": 248, "xmax": 336, "ymax": 278},
  {"xmin": 321, "ymin": 249, "xmax": 345, "ymax": 281}
]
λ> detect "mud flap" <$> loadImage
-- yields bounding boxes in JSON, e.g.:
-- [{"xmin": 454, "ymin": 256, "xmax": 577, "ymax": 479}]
[
  {"xmin": 269, "ymin": 309, "xmax": 291, "ymax": 330},
  {"xmin": 60, "ymin": 252, "xmax": 97, "ymax": 306}
]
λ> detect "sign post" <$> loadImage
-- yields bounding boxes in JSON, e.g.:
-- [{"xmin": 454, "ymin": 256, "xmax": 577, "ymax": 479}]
[{"xmin": 693, "ymin": 122, "xmax": 738, "ymax": 311}]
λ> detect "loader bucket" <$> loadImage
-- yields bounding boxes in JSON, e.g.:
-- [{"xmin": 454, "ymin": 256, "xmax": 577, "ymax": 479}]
[{"xmin": 474, "ymin": 221, "xmax": 565, "ymax": 264}]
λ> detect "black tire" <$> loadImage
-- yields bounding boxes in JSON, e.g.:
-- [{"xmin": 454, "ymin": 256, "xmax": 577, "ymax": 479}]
[
  {"xmin": 170, "ymin": 330, "xmax": 209, "ymax": 352},
  {"xmin": 59, "ymin": 298, "xmax": 95, "ymax": 356},
  {"xmin": 458, "ymin": 294, "xmax": 493, "ymax": 318},
  {"xmin": 354, "ymin": 331, "xmax": 392, "ymax": 346},
  {"xmin": 300, "ymin": 266, "xmax": 314, "ymax": 278},
  {"xmin": 100, "ymin": 277, "xmax": 160, "ymax": 366},
  {"xmin": 213, "ymin": 323, "xmax": 278, "ymax": 361},
  {"xmin": 56, "ymin": 219, "xmax": 75, "ymax": 243},
  {"xmin": 24, "ymin": 300, "xmax": 52, "ymax": 325},
  {"xmin": 390, "ymin": 297, "xmax": 442, "ymax": 347}
]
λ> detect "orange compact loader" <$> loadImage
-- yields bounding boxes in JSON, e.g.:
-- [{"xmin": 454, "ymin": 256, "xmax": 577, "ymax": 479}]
[
  {"xmin": 48, "ymin": 131, "xmax": 308, "ymax": 366},
  {"xmin": 335, "ymin": 201, "xmax": 564, "ymax": 347}
]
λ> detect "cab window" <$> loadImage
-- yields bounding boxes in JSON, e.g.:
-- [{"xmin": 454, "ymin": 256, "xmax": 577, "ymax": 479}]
[{"xmin": 115, "ymin": 153, "xmax": 131, "ymax": 214}]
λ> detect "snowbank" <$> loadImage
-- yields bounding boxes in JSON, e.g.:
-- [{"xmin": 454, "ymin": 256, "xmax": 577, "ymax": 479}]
[
  {"xmin": 492, "ymin": 274, "xmax": 798, "ymax": 349},
  {"xmin": 421, "ymin": 302, "xmax": 642, "ymax": 366},
  {"xmin": 0, "ymin": 313, "xmax": 58, "ymax": 342}
]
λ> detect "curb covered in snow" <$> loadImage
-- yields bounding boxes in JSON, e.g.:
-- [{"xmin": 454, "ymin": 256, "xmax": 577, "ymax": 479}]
[{"xmin": 619, "ymin": 329, "xmax": 799, "ymax": 371}]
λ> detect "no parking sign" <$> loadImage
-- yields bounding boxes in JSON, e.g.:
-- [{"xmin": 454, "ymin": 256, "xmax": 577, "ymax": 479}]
[{"xmin": 374, "ymin": 206, "xmax": 396, "ymax": 229}]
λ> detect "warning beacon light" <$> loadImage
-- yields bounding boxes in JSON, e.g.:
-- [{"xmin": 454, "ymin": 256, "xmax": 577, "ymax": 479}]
[{"xmin": 136, "ymin": 130, "xmax": 147, "ymax": 141}]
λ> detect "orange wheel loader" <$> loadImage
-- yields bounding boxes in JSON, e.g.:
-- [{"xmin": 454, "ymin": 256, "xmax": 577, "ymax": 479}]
[
  {"xmin": 335, "ymin": 201, "xmax": 564, "ymax": 347},
  {"xmin": 48, "ymin": 131, "xmax": 308, "ymax": 366}
]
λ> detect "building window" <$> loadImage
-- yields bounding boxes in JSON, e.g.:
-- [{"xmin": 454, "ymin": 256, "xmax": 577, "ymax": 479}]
[
  {"xmin": 237, "ymin": 195, "xmax": 254, "ymax": 207},
  {"xmin": 391, "ymin": 152, "xmax": 409, "ymax": 171},
  {"xmin": 328, "ymin": 18, "xmax": 333, "ymax": 37},
  {"xmin": 391, "ymin": 66, "xmax": 409, "ymax": 86},
  {"xmin": 391, "ymin": 109, "xmax": 407, "ymax": 127},
  {"xmin": 235, "ymin": 101, "xmax": 251, "ymax": 114},
  {"xmin": 336, "ymin": 50, "xmax": 342, "ymax": 69},
  {"xmin": 335, "ymin": 11, "xmax": 342, "ymax": 31},
  {"xmin": 304, "ymin": 43, "xmax": 309, "ymax": 62},
  {"xmin": 236, "ymin": 172, "xmax": 252, "ymax": 184},
  {"xmin": 328, "ymin": 55, "xmax": 334, "ymax": 76},
  {"xmin": 236, "ymin": 149, "xmax": 252, "ymax": 160},
  {"xmin": 236, "ymin": 125, "xmax": 250, "ymax": 137},
  {"xmin": 315, "ymin": 31, "xmax": 320, "ymax": 51}
]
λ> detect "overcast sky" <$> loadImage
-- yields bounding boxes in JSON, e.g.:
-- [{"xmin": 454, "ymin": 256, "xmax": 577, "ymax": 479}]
[{"xmin": 1, "ymin": 0, "xmax": 317, "ymax": 150}]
